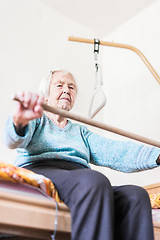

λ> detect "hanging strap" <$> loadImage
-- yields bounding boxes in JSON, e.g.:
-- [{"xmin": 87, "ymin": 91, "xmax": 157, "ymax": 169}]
[
  {"xmin": 88, "ymin": 39, "xmax": 106, "ymax": 118},
  {"xmin": 94, "ymin": 39, "xmax": 103, "ymax": 87},
  {"xmin": 94, "ymin": 39, "xmax": 100, "ymax": 59},
  {"xmin": 94, "ymin": 39, "xmax": 100, "ymax": 85}
]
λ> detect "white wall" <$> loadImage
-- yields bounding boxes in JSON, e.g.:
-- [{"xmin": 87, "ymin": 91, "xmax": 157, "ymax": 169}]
[
  {"xmin": 0, "ymin": 0, "xmax": 98, "ymax": 162},
  {"xmin": 95, "ymin": 0, "xmax": 160, "ymax": 186},
  {"xmin": 1, "ymin": 0, "xmax": 159, "ymax": 187}
]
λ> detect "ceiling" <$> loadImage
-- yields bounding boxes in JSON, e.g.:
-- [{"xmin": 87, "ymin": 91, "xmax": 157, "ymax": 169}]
[{"xmin": 41, "ymin": 0, "xmax": 159, "ymax": 37}]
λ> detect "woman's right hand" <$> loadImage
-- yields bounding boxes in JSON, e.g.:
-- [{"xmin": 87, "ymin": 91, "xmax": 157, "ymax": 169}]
[{"xmin": 12, "ymin": 91, "xmax": 44, "ymax": 128}]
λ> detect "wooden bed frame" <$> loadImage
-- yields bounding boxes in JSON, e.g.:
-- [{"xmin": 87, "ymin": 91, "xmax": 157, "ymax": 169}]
[
  {"xmin": 0, "ymin": 180, "xmax": 71, "ymax": 240},
  {"xmin": 0, "ymin": 180, "xmax": 159, "ymax": 240}
]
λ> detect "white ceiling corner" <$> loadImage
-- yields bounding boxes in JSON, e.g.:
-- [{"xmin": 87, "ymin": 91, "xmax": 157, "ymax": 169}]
[{"xmin": 41, "ymin": 0, "xmax": 159, "ymax": 37}]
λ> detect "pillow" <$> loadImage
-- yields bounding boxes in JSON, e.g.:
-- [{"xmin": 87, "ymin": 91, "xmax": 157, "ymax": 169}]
[
  {"xmin": 149, "ymin": 193, "xmax": 160, "ymax": 208},
  {"xmin": 0, "ymin": 161, "xmax": 60, "ymax": 202}
]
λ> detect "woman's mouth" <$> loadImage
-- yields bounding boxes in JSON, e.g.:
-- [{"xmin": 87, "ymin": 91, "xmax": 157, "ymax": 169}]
[{"xmin": 60, "ymin": 98, "xmax": 71, "ymax": 103}]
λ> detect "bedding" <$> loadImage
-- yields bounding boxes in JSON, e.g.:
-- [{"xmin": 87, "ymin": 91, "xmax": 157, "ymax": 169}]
[
  {"xmin": 0, "ymin": 162, "xmax": 60, "ymax": 202},
  {"xmin": 150, "ymin": 193, "xmax": 160, "ymax": 209}
]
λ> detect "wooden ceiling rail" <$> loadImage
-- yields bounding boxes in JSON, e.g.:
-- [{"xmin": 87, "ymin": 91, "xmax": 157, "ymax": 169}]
[{"xmin": 68, "ymin": 36, "xmax": 160, "ymax": 86}]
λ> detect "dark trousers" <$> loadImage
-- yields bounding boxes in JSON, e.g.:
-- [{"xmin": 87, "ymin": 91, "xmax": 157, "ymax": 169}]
[{"xmin": 24, "ymin": 161, "xmax": 154, "ymax": 240}]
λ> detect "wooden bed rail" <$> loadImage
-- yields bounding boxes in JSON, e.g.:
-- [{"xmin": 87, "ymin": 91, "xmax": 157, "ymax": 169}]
[
  {"xmin": 68, "ymin": 36, "xmax": 160, "ymax": 86},
  {"xmin": 13, "ymin": 96, "xmax": 160, "ymax": 148}
]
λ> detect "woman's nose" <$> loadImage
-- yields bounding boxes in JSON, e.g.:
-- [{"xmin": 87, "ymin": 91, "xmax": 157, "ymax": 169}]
[{"xmin": 63, "ymin": 86, "xmax": 69, "ymax": 94}]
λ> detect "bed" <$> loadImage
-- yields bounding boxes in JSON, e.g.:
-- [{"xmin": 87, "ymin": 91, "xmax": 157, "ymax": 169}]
[
  {"xmin": 0, "ymin": 162, "xmax": 159, "ymax": 240},
  {"xmin": 0, "ymin": 162, "xmax": 71, "ymax": 240},
  {"xmin": 0, "ymin": 180, "xmax": 71, "ymax": 240}
]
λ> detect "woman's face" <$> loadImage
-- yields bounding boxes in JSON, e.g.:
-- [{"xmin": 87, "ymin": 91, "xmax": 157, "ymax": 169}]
[{"xmin": 48, "ymin": 71, "xmax": 77, "ymax": 111}]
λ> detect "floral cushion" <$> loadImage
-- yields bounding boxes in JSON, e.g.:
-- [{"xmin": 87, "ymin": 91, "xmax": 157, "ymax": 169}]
[
  {"xmin": 0, "ymin": 162, "xmax": 60, "ymax": 202},
  {"xmin": 149, "ymin": 193, "xmax": 160, "ymax": 208}
]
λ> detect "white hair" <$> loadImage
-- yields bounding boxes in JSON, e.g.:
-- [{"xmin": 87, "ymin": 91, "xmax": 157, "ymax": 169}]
[{"xmin": 39, "ymin": 68, "xmax": 76, "ymax": 97}]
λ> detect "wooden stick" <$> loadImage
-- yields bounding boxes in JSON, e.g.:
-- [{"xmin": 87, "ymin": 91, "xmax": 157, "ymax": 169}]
[
  {"xmin": 68, "ymin": 36, "xmax": 160, "ymax": 86},
  {"xmin": 13, "ymin": 97, "xmax": 160, "ymax": 148}
]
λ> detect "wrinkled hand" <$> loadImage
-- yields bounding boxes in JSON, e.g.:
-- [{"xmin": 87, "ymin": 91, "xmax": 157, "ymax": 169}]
[{"xmin": 12, "ymin": 91, "xmax": 44, "ymax": 127}]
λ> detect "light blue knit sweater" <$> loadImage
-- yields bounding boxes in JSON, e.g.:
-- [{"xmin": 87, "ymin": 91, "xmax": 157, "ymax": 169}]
[{"xmin": 3, "ymin": 114, "xmax": 160, "ymax": 172}]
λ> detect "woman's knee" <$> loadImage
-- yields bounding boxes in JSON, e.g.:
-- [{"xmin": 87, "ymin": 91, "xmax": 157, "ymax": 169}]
[
  {"xmin": 76, "ymin": 169, "xmax": 112, "ymax": 194},
  {"xmin": 119, "ymin": 185, "xmax": 150, "ymax": 206}
]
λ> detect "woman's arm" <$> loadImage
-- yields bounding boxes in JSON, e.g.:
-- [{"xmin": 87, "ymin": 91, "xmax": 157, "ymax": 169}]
[
  {"xmin": 3, "ymin": 91, "xmax": 44, "ymax": 149},
  {"xmin": 12, "ymin": 91, "xmax": 44, "ymax": 128},
  {"xmin": 85, "ymin": 130, "xmax": 160, "ymax": 173}
]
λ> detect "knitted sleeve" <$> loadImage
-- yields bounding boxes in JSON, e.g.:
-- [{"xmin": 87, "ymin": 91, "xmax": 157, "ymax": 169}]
[
  {"xmin": 3, "ymin": 115, "xmax": 37, "ymax": 149},
  {"xmin": 83, "ymin": 128, "xmax": 160, "ymax": 173}
]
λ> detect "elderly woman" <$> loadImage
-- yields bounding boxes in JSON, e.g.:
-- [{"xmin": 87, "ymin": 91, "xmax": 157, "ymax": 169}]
[{"xmin": 3, "ymin": 69, "xmax": 160, "ymax": 240}]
